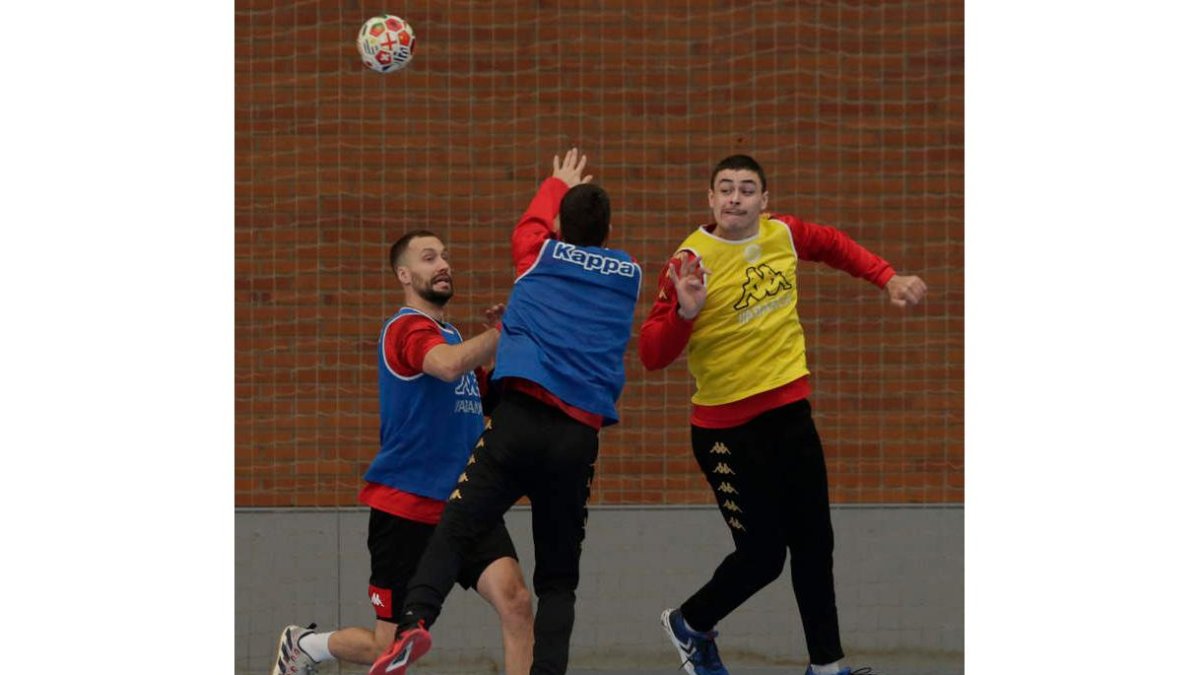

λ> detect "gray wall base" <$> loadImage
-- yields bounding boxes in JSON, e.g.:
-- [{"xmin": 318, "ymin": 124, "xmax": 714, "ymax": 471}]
[{"xmin": 236, "ymin": 506, "xmax": 962, "ymax": 674}]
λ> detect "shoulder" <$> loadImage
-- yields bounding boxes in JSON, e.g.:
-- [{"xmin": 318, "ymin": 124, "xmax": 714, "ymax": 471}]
[{"xmin": 384, "ymin": 311, "xmax": 452, "ymax": 347}]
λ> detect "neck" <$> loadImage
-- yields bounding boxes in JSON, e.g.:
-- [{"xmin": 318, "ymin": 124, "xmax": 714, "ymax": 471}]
[
  {"xmin": 712, "ymin": 220, "xmax": 760, "ymax": 241},
  {"xmin": 404, "ymin": 294, "xmax": 446, "ymax": 323}
]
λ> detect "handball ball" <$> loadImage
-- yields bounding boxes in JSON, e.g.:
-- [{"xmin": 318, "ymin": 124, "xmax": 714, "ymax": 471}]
[{"xmin": 356, "ymin": 15, "xmax": 416, "ymax": 73}]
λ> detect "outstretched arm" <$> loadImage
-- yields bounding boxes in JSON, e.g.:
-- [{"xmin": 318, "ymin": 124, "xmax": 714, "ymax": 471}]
[
  {"xmin": 422, "ymin": 328, "xmax": 500, "ymax": 382},
  {"xmin": 512, "ymin": 148, "xmax": 595, "ymax": 276},
  {"xmin": 777, "ymin": 213, "xmax": 927, "ymax": 307},
  {"xmin": 420, "ymin": 304, "xmax": 507, "ymax": 382}
]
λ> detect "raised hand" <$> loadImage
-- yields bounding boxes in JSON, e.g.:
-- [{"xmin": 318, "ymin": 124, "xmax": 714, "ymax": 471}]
[
  {"xmin": 885, "ymin": 274, "xmax": 928, "ymax": 308},
  {"xmin": 552, "ymin": 147, "xmax": 593, "ymax": 188},
  {"xmin": 667, "ymin": 252, "xmax": 711, "ymax": 320},
  {"xmin": 482, "ymin": 303, "xmax": 506, "ymax": 330}
]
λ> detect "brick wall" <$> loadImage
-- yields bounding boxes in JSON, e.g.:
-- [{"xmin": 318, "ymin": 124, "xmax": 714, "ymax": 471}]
[{"xmin": 235, "ymin": 0, "xmax": 964, "ymax": 507}]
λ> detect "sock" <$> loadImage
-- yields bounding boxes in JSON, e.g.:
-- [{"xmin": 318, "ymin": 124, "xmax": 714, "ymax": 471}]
[
  {"xmin": 298, "ymin": 631, "xmax": 334, "ymax": 663},
  {"xmin": 810, "ymin": 662, "xmax": 842, "ymax": 675}
]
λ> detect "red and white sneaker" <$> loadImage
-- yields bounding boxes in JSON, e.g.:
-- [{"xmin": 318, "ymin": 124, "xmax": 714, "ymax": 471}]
[{"xmin": 368, "ymin": 623, "xmax": 432, "ymax": 675}]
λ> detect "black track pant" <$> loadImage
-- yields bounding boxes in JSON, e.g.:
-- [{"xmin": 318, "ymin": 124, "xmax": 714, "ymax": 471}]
[
  {"xmin": 680, "ymin": 398, "xmax": 844, "ymax": 666},
  {"xmin": 401, "ymin": 390, "xmax": 598, "ymax": 675}
]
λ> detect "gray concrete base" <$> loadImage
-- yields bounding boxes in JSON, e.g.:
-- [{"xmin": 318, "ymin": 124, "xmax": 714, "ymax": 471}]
[{"xmin": 236, "ymin": 506, "xmax": 962, "ymax": 674}]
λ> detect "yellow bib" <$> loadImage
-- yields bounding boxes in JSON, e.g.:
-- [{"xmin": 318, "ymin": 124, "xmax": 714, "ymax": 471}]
[{"xmin": 680, "ymin": 216, "xmax": 809, "ymax": 405}]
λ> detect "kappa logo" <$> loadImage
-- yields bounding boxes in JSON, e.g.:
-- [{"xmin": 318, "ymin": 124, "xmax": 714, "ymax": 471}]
[
  {"xmin": 458, "ymin": 472, "xmax": 468, "ymax": 483},
  {"xmin": 450, "ymin": 489, "xmax": 462, "ymax": 500},
  {"xmin": 712, "ymin": 462, "xmax": 735, "ymax": 475},
  {"xmin": 716, "ymin": 481, "xmax": 738, "ymax": 495},
  {"xmin": 710, "ymin": 442, "xmax": 731, "ymax": 455},
  {"xmin": 468, "ymin": 454, "xmax": 477, "ymax": 464},
  {"xmin": 733, "ymin": 263, "xmax": 792, "ymax": 310},
  {"xmin": 552, "ymin": 242, "xmax": 639, "ymax": 277},
  {"xmin": 368, "ymin": 585, "xmax": 392, "ymax": 613},
  {"xmin": 728, "ymin": 517, "xmax": 746, "ymax": 532},
  {"xmin": 455, "ymin": 373, "xmax": 481, "ymax": 397},
  {"xmin": 721, "ymin": 499, "xmax": 742, "ymax": 513}
]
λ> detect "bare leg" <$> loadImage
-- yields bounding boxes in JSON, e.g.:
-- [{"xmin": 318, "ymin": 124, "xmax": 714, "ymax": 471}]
[
  {"xmin": 475, "ymin": 556, "xmax": 534, "ymax": 675},
  {"xmin": 327, "ymin": 620, "xmax": 398, "ymax": 665}
]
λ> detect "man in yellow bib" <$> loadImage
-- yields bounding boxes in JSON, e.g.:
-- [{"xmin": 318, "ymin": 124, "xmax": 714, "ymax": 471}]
[{"xmin": 639, "ymin": 154, "xmax": 927, "ymax": 675}]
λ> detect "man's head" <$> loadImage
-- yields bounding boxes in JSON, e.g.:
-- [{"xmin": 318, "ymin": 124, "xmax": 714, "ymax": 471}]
[
  {"xmin": 559, "ymin": 183, "xmax": 611, "ymax": 247},
  {"xmin": 708, "ymin": 154, "xmax": 769, "ymax": 238},
  {"xmin": 390, "ymin": 230, "xmax": 453, "ymax": 307}
]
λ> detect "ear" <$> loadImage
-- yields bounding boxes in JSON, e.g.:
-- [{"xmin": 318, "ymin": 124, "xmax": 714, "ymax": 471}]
[
  {"xmin": 395, "ymin": 266, "xmax": 410, "ymax": 285},
  {"xmin": 707, "ymin": 188, "xmax": 717, "ymax": 209},
  {"xmin": 761, "ymin": 190, "xmax": 768, "ymax": 210}
]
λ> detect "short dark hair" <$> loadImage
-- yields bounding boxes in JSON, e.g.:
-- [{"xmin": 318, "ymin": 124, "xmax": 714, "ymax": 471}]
[
  {"xmin": 559, "ymin": 184, "xmax": 610, "ymax": 247},
  {"xmin": 710, "ymin": 154, "xmax": 767, "ymax": 192},
  {"xmin": 389, "ymin": 229, "xmax": 441, "ymax": 272}
]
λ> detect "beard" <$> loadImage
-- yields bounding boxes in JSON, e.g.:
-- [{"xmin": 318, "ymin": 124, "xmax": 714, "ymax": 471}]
[{"xmin": 415, "ymin": 279, "xmax": 453, "ymax": 306}]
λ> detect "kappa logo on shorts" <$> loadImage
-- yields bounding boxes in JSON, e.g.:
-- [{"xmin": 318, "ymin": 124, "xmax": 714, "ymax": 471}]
[
  {"xmin": 717, "ymin": 481, "xmax": 738, "ymax": 494},
  {"xmin": 710, "ymin": 442, "xmax": 731, "ymax": 455},
  {"xmin": 712, "ymin": 462, "xmax": 735, "ymax": 475},
  {"xmin": 368, "ymin": 585, "xmax": 392, "ymax": 615},
  {"xmin": 728, "ymin": 517, "xmax": 746, "ymax": 532},
  {"xmin": 721, "ymin": 499, "xmax": 742, "ymax": 513}
]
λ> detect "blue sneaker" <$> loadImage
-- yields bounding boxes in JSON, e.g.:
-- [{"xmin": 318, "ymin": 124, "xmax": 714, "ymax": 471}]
[
  {"xmin": 804, "ymin": 667, "xmax": 878, "ymax": 675},
  {"xmin": 660, "ymin": 609, "xmax": 729, "ymax": 675}
]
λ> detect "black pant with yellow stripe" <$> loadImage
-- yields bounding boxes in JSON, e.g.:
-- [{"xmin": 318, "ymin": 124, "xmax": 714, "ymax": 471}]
[{"xmin": 680, "ymin": 398, "xmax": 844, "ymax": 666}]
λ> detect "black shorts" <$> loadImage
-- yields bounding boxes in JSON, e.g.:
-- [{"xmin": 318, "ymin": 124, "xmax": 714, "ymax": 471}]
[{"xmin": 366, "ymin": 507, "xmax": 518, "ymax": 622}]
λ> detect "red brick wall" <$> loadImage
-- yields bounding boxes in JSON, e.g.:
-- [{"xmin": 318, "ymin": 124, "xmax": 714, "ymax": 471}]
[{"xmin": 235, "ymin": 0, "xmax": 963, "ymax": 507}]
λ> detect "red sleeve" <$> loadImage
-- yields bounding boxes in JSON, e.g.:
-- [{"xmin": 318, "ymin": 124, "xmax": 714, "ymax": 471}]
[
  {"xmin": 637, "ymin": 252, "xmax": 697, "ymax": 371},
  {"xmin": 383, "ymin": 315, "xmax": 447, "ymax": 377},
  {"xmin": 774, "ymin": 213, "xmax": 896, "ymax": 288},
  {"xmin": 512, "ymin": 177, "xmax": 570, "ymax": 276}
]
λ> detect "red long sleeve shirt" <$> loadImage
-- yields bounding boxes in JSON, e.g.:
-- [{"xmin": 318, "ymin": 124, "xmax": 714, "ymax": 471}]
[{"xmin": 638, "ymin": 214, "xmax": 895, "ymax": 428}]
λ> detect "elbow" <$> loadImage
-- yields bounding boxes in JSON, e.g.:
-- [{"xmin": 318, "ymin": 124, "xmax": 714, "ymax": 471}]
[
  {"xmin": 637, "ymin": 339, "xmax": 668, "ymax": 372},
  {"xmin": 428, "ymin": 369, "xmax": 461, "ymax": 383}
]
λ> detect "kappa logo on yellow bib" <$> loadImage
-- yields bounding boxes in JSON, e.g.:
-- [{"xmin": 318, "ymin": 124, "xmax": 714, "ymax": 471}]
[{"xmin": 733, "ymin": 263, "xmax": 793, "ymax": 310}]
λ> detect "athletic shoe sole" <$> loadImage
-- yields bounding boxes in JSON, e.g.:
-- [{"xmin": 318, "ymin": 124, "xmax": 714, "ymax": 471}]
[{"xmin": 368, "ymin": 628, "xmax": 432, "ymax": 675}]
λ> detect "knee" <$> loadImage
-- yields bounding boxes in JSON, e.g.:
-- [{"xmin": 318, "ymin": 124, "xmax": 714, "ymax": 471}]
[
  {"xmin": 495, "ymin": 580, "xmax": 534, "ymax": 627},
  {"xmin": 744, "ymin": 545, "xmax": 787, "ymax": 585}
]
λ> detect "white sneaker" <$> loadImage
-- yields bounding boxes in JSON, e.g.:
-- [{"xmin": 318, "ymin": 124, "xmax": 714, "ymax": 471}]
[{"xmin": 271, "ymin": 623, "xmax": 319, "ymax": 675}]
